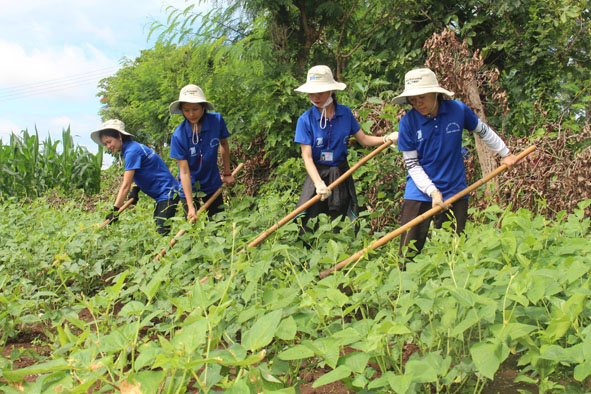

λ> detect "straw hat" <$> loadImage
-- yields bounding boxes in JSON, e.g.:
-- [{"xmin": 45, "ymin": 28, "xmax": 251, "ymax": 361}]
[
  {"xmin": 169, "ymin": 84, "xmax": 214, "ymax": 115},
  {"xmin": 392, "ymin": 68, "xmax": 454, "ymax": 105},
  {"xmin": 91, "ymin": 119, "xmax": 134, "ymax": 146},
  {"xmin": 295, "ymin": 65, "xmax": 346, "ymax": 94}
]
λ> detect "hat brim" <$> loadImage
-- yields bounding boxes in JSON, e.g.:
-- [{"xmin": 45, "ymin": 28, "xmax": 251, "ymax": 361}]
[
  {"xmin": 169, "ymin": 100, "xmax": 214, "ymax": 115},
  {"xmin": 294, "ymin": 81, "xmax": 346, "ymax": 94},
  {"xmin": 392, "ymin": 87, "xmax": 454, "ymax": 105},
  {"xmin": 91, "ymin": 126, "xmax": 134, "ymax": 146}
]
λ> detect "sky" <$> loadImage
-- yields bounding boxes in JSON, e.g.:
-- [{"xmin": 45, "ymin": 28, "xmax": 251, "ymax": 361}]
[{"xmin": 0, "ymin": 0, "xmax": 201, "ymax": 166}]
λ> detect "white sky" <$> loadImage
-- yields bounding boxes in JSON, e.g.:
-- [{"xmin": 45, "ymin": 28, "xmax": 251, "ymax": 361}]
[{"xmin": 0, "ymin": 0, "xmax": 202, "ymax": 166}]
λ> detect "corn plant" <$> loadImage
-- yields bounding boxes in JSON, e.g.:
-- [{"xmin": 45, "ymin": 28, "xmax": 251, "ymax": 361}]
[{"xmin": 0, "ymin": 127, "xmax": 102, "ymax": 200}]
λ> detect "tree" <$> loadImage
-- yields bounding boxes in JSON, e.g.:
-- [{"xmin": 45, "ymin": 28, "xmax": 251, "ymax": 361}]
[{"xmin": 98, "ymin": 43, "xmax": 193, "ymax": 155}]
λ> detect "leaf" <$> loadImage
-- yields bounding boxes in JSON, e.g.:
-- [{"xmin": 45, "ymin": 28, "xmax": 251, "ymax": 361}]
[
  {"xmin": 242, "ymin": 309, "xmax": 282, "ymax": 352},
  {"xmin": 447, "ymin": 287, "xmax": 477, "ymax": 307},
  {"xmin": 172, "ymin": 319, "xmax": 208, "ymax": 354},
  {"xmin": 312, "ymin": 365, "xmax": 351, "ymax": 388},
  {"xmin": 574, "ymin": 360, "xmax": 591, "ymax": 381},
  {"xmin": 224, "ymin": 377, "xmax": 251, "ymax": 393},
  {"xmin": 404, "ymin": 352, "xmax": 443, "ymax": 383},
  {"xmin": 278, "ymin": 344, "xmax": 315, "ymax": 360},
  {"xmin": 276, "ymin": 315, "xmax": 297, "ymax": 341},
  {"xmin": 135, "ymin": 342, "xmax": 163, "ymax": 370},
  {"xmin": 119, "ymin": 301, "xmax": 148, "ymax": 316},
  {"xmin": 2, "ymin": 359, "xmax": 69, "ymax": 382},
  {"xmin": 119, "ymin": 379, "xmax": 142, "ymax": 394},
  {"xmin": 470, "ymin": 342, "xmax": 502, "ymax": 380},
  {"xmin": 540, "ymin": 344, "xmax": 575, "ymax": 364},
  {"xmin": 142, "ymin": 263, "xmax": 170, "ymax": 302},
  {"xmin": 126, "ymin": 371, "xmax": 166, "ymax": 394},
  {"xmin": 387, "ymin": 373, "xmax": 413, "ymax": 394},
  {"xmin": 341, "ymin": 352, "xmax": 370, "ymax": 374}
]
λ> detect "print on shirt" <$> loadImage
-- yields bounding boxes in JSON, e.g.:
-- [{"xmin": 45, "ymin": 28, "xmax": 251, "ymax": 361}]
[
  {"xmin": 417, "ymin": 129, "xmax": 423, "ymax": 141},
  {"xmin": 190, "ymin": 147, "xmax": 197, "ymax": 156},
  {"xmin": 210, "ymin": 138, "xmax": 220, "ymax": 148},
  {"xmin": 446, "ymin": 122, "xmax": 461, "ymax": 134},
  {"xmin": 315, "ymin": 137, "xmax": 324, "ymax": 147}
]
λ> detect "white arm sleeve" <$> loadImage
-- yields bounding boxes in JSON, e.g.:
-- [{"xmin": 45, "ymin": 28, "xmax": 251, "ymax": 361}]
[
  {"xmin": 403, "ymin": 150, "xmax": 438, "ymax": 197},
  {"xmin": 471, "ymin": 120, "xmax": 510, "ymax": 157}
]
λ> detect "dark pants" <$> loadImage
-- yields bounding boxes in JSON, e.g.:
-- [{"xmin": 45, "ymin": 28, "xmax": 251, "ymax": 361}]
[
  {"xmin": 399, "ymin": 198, "xmax": 469, "ymax": 258},
  {"xmin": 154, "ymin": 196, "xmax": 180, "ymax": 236},
  {"xmin": 182, "ymin": 192, "xmax": 224, "ymax": 219},
  {"xmin": 295, "ymin": 162, "xmax": 359, "ymax": 236}
]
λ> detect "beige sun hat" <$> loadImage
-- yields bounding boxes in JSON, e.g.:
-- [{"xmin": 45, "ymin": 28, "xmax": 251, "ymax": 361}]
[
  {"xmin": 91, "ymin": 119, "xmax": 134, "ymax": 146},
  {"xmin": 169, "ymin": 84, "xmax": 214, "ymax": 115},
  {"xmin": 295, "ymin": 65, "xmax": 346, "ymax": 94},
  {"xmin": 392, "ymin": 68, "xmax": 454, "ymax": 105}
]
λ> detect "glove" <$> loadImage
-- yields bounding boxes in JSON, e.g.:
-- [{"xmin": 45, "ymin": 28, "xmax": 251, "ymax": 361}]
[
  {"xmin": 382, "ymin": 132, "xmax": 399, "ymax": 146},
  {"xmin": 127, "ymin": 186, "xmax": 140, "ymax": 205},
  {"xmin": 314, "ymin": 181, "xmax": 332, "ymax": 201},
  {"xmin": 430, "ymin": 189, "xmax": 449, "ymax": 210},
  {"xmin": 105, "ymin": 206, "xmax": 120, "ymax": 224}
]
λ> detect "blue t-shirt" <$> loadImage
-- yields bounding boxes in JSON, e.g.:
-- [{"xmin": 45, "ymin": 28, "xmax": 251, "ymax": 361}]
[
  {"xmin": 398, "ymin": 100, "xmax": 479, "ymax": 201},
  {"xmin": 121, "ymin": 141, "xmax": 181, "ymax": 202},
  {"xmin": 169, "ymin": 113, "xmax": 230, "ymax": 195},
  {"xmin": 294, "ymin": 103, "xmax": 360, "ymax": 166}
]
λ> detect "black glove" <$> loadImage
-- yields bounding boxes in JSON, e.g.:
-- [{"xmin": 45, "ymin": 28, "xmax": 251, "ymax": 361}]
[
  {"xmin": 105, "ymin": 206, "xmax": 120, "ymax": 224},
  {"xmin": 128, "ymin": 186, "xmax": 140, "ymax": 205}
]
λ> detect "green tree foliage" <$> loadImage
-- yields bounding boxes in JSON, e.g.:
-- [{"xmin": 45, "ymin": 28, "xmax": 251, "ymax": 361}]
[
  {"xmin": 101, "ymin": 0, "xmax": 590, "ymax": 177},
  {"xmin": 97, "ymin": 43, "xmax": 193, "ymax": 156}
]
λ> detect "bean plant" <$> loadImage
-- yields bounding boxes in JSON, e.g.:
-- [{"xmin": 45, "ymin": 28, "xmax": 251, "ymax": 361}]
[{"xmin": 0, "ymin": 183, "xmax": 590, "ymax": 393}]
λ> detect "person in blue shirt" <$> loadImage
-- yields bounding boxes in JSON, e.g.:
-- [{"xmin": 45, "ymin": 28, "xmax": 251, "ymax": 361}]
[
  {"xmin": 394, "ymin": 68, "xmax": 517, "ymax": 258},
  {"xmin": 91, "ymin": 119, "xmax": 181, "ymax": 235},
  {"xmin": 294, "ymin": 65, "xmax": 398, "ymax": 233},
  {"xmin": 169, "ymin": 84, "xmax": 234, "ymax": 220}
]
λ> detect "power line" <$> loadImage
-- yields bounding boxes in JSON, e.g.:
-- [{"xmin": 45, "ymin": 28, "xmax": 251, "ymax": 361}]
[
  {"xmin": 0, "ymin": 66, "xmax": 118, "ymax": 92},
  {"xmin": 0, "ymin": 66, "xmax": 120, "ymax": 102}
]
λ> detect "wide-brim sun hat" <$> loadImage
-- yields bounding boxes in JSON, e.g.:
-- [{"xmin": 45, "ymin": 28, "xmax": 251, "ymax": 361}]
[
  {"xmin": 91, "ymin": 119, "xmax": 134, "ymax": 146},
  {"xmin": 295, "ymin": 65, "xmax": 346, "ymax": 94},
  {"xmin": 169, "ymin": 84, "xmax": 214, "ymax": 115},
  {"xmin": 392, "ymin": 68, "xmax": 454, "ymax": 105}
]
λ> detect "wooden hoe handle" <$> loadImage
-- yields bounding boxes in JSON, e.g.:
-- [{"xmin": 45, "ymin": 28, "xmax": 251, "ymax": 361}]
[{"xmin": 318, "ymin": 145, "xmax": 537, "ymax": 279}]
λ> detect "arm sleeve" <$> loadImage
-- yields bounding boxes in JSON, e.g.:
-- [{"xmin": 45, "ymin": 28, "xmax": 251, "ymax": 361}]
[
  {"xmin": 169, "ymin": 133, "xmax": 187, "ymax": 160},
  {"xmin": 218, "ymin": 114, "xmax": 230, "ymax": 138},
  {"xmin": 123, "ymin": 147, "xmax": 141, "ymax": 171},
  {"xmin": 294, "ymin": 114, "xmax": 313, "ymax": 145},
  {"xmin": 403, "ymin": 150, "xmax": 437, "ymax": 196},
  {"xmin": 471, "ymin": 120, "xmax": 510, "ymax": 157},
  {"xmin": 347, "ymin": 107, "xmax": 361, "ymax": 136}
]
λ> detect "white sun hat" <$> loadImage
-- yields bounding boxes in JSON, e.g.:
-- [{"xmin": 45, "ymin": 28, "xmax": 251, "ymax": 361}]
[
  {"xmin": 169, "ymin": 84, "xmax": 214, "ymax": 115},
  {"xmin": 295, "ymin": 65, "xmax": 346, "ymax": 94},
  {"xmin": 392, "ymin": 68, "xmax": 454, "ymax": 105},
  {"xmin": 91, "ymin": 119, "xmax": 134, "ymax": 146}
]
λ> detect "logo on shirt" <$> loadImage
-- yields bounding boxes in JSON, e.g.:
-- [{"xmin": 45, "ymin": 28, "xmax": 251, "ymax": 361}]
[
  {"xmin": 446, "ymin": 122, "xmax": 461, "ymax": 134},
  {"xmin": 417, "ymin": 129, "xmax": 423, "ymax": 141},
  {"xmin": 315, "ymin": 137, "xmax": 324, "ymax": 147},
  {"xmin": 190, "ymin": 147, "xmax": 197, "ymax": 156},
  {"xmin": 210, "ymin": 138, "xmax": 220, "ymax": 148}
]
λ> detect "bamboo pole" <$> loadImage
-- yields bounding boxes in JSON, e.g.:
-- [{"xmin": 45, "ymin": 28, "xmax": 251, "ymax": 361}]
[
  {"xmin": 318, "ymin": 145, "xmax": 536, "ymax": 279},
  {"xmin": 153, "ymin": 163, "xmax": 245, "ymax": 262},
  {"xmin": 246, "ymin": 140, "xmax": 394, "ymax": 249}
]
